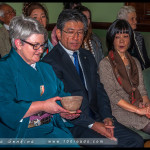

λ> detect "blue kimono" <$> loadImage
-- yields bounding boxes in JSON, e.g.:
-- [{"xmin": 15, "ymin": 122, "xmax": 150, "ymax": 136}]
[{"xmin": 0, "ymin": 48, "xmax": 78, "ymax": 147}]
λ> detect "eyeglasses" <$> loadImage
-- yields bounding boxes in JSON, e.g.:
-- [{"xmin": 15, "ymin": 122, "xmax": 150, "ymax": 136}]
[
  {"xmin": 20, "ymin": 39, "xmax": 48, "ymax": 50},
  {"xmin": 62, "ymin": 29, "xmax": 85, "ymax": 37},
  {"xmin": 5, "ymin": 9, "xmax": 16, "ymax": 15}
]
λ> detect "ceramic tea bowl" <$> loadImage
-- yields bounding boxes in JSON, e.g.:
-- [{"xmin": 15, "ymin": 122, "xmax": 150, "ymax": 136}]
[{"xmin": 61, "ymin": 96, "xmax": 83, "ymax": 113}]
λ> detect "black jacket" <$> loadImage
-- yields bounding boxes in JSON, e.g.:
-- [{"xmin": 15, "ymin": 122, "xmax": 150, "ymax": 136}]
[
  {"xmin": 42, "ymin": 43, "xmax": 113, "ymax": 128},
  {"xmin": 128, "ymin": 31, "xmax": 150, "ymax": 70}
]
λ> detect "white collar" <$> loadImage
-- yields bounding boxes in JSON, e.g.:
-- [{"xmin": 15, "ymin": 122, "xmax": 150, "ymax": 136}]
[
  {"xmin": 30, "ymin": 63, "xmax": 37, "ymax": 70},
  {"xmin": 59, "ymin": 41, "xmax": 79, "ymax": 56}
]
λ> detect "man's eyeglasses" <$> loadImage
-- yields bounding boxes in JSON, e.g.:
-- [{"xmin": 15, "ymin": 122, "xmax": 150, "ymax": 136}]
[
  {"xmin": 62, "ymin": 29, "xmax": 85, "ymax": 37},
  {"xmin": 5, "ymin": 9, "xmax": 16, "ymax": 15},
  {"xmin": 20, "ymin": 39, "xmax": 48, "ymax": 50}
]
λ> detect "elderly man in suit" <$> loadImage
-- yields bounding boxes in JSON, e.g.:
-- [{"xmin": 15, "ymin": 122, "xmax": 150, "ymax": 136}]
[
  {"xmin": 42, "ymin": 9, "xmax": 144, "ymax": 148},
  {"xmin": 0, "ymin": 3, "xmax": 16, "ymax": 58}
]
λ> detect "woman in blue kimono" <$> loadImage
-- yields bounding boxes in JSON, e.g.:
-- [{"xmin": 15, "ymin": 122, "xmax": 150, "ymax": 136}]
[{"xmin": 0, "ymin": 15, "xmax": 81, "ymax": 147}]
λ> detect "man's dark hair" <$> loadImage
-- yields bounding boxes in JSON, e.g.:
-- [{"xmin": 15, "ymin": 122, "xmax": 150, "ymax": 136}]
[{"xmin": 57, "ymin": 9, "xmax": 88, "ymax": 32}]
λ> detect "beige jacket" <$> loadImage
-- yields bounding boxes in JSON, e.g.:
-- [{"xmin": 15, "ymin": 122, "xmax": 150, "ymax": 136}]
[
  {"xmin": 98, "ymin": 57, "xmax": 150, "ymax": 130},
  {"xmin": 0, "ymin": 26, "xmax": 11, "ymax": 57}
]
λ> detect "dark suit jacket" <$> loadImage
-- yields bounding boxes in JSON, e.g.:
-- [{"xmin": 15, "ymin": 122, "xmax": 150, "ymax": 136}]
[{"xmin": 42, "ymin": 43, "xmax": 113, "ymax": 128}]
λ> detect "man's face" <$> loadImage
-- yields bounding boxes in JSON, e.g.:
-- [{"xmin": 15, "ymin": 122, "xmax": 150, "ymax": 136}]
[
  {"xmin": 56, "ymin": 21, "xmax": 85, "ymax": 51},
  {"xmin": 0, "ymin": 5, "xmax": 16, "ymax": 25}
]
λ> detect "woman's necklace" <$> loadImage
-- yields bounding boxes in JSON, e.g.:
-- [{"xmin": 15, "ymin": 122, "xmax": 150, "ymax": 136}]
[{"xmin": 84, "ymin": 39, "xmax": 95, "ymax": 57}]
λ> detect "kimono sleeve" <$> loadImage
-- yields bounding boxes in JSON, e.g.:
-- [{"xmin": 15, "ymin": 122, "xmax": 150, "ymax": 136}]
[
  {"xmin": 55, "ymin": 73, "xmax": 71, "ymax": 107},
  {"xmin": 0, "ymin": 63, "xmax": 31, "ymax": 130},
  {"xmin": 56, "ymin": 77, "xmax": 71, "ymax": 97}
]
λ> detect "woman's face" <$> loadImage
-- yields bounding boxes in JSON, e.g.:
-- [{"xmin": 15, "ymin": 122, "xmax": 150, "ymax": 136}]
[
  {"xmin": 17, "ymin": 34, "xmax": 45, "ymax": 65},
  {"xmin": 113, "ymin": 33, "xmax": 130, "ymax": 54},
  {"xmin": 30, "ymin": 8, "xmax": 47, "ymax": 28},
  {"xmin": 127, "ymin": 12, "xmax": 137, "ymax": 30},
  {"xmin": 82, "ymin": 10, "xmax": 91, "ymax": 27}
]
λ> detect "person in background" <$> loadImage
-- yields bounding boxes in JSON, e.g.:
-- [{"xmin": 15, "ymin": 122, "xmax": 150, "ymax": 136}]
[
  {"xmin": 42, "ymin": 9, "xmax": 144, "ymax": 148},
  {"xmin": 22, "ymin": 2, "xmax": 53, "ymax": 58},
  {"xmin": 74, "ymin": 5, "xmax": 104, "ymax": 65},
  {"xmin": 0, "ymin": 3, "xmax": 16, "ymax": 58},
  {"xmin": 51, "ymin": 1, "xmax": 82, "ymax": 47},
  {"xmin": 98, "ymin": 19, "xmax": 150, "ymax": 135},
  {"xmin": 0, "ymin": 15, "xmax": 81, "ymax": 148},
  {"xmin": 63, "ymin": 1, "xmax": 81, "ymax": 9},
  {"xmin": 117, "ymin": 5, "xmax": 150, "ymax": 70}
]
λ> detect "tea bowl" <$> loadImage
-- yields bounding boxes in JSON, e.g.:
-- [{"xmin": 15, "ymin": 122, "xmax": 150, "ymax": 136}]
[{"xmin": 61, "ymin": 96, "xmax": 83, "ymax": 113}]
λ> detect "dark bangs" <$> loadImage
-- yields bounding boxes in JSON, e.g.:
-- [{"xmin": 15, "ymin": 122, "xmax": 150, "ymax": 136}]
[{"xmin": 115, "ymin": 20, "xmax": 130, "ymax": 35}]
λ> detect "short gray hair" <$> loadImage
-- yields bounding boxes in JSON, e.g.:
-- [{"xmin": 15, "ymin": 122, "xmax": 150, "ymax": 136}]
[
  {"xmin": 0, "ymin": 4, "xmax": 5, "ymax": 17},
  {"xmin": 0, "ymin": 10, "xmax": 4, "ymax": 17},
  {"xmin": 117, "ymin": 6, "xmax": 136, "ymax": 20},
  {"xmin": 9, "ymin": 15, "xmax": 48, "ymax": 50}
]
